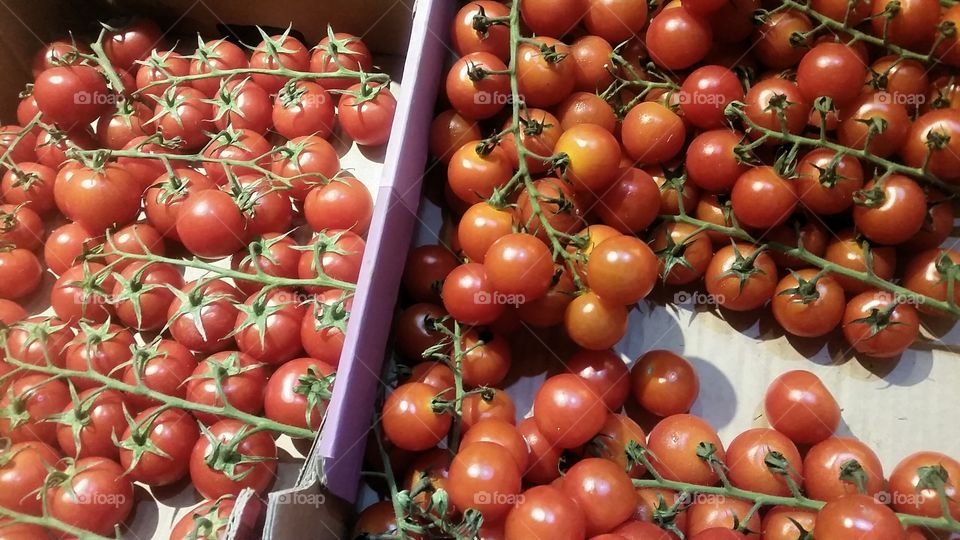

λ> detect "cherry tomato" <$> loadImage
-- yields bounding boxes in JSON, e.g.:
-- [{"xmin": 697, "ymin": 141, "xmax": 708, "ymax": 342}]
[
  {"xmin": 0, "ymin": 375, "xmax": 70, "ymax": 446},
  {"xmin": 680, "ymin": 66, "xmax": 744, "ymax": 130},
  {"xmin": 55, "ymin": 389, "xmax": 128, "ymax": 460},
  {"xmin": 853, "ymin": 175, "xmax": 926, "ymax": 245},
  {"xmin": 646, "ymin": 414, "xmax": 725, "ymax": 485},
  {"xmin": 557, "ymin": 91, "xmax": 617, "ymax": 133},
  {"xmin": 33, "ymin": 65, "xmax": 111, "ymax": 128},
  {"xmin": 235, "ymin": 289, "xmax": 305, "ymax": 365},
  {"xmin": 54, "ymin": 164, "xmax": 141, "ymax": 232},
  {"xmin": 554, "ymin": 124, "xmax": 622, "ymax": 193},
  {"xmin": 121, "ymin": 340, "xmax": 197, "ymax": 411},
  {"xmin": 309, "ymin": 33, "xmax": 373, "ymax": 91},
  {"xmin": 686, "ymin": 130, "xmax": 750, "ymax": 192},
  {"xmin": 64, "ymin": 324, "xmax": 136, "ymax": 390},
  {"xmin": 804, "ymin": 437, "xmax": 885, "ymax": 501},
  {"xmin": 902, "ymin": 109, "xmax": 960, "ymax": 181},
  {"xmin": 442, "ymin": 262, "xmax": 505, "ymax": 325},
  {"xmin": 248, "ymin": 34, "xmax": 309, "ymax": 93},
  {"xmin": 212, "ymin": 78, "xmax": 272, "ymax": 133},
  {"xmin": 842, "ymin": 290, "xmax": 920, "ymax": 358},
  {"xmin": 46, "ymin": 457, "xmax": 133, "ymax": 536},
  {"xmin": 796, "ymin": 43, "xmax": 867, "ymax": 107},
  {"xmin": 520, "ymin": 0, "xmax": 584, "ymax": 38},
  {"xmin": 0, "ymin": 441, "xmax": 61, "ymax": 516},
  {"xmin": 382, "ymin": 382, "xmax": 452, "ymax": 451},
  {"xmin": 448, "ymin": 441, "xmax": 521, "ymax": 523},
  {"xmin": 725, "ymin": 428, "xmax": 802, "ymax": 496},
  {"xmin": 687, "ymin": 497, "xmax": 759, "ymax": 538},
  {"xmin": 566, "ymin": 349, "xmax": 630, "ymax": 411},
  {"xmin": 446, "ymin": 52, "xmax": 511, "ymax": 120},
  {"xmin": 870, "ymin": 0, "xmax": 939, "ymax": 51},
  {"xmin": 631, "ymin": 350, "xmax": 699, "ymax": 416},
  {"xmin": 167, "ymin": 279, "xmax": 242, "ymax": 353},
  {"xmin": 621, "ymin": 103, "xmax": 685, "ymax": 165},
  {"xmin": 705, "ymin": 244, "xmax": 779, "ymax": 311},
  {"xmin": 272, "ymin": 80, "xmax": 334, "ymax": 140},
  {"xmin": 587, "ymin": 413, "xmax": 648, "ymax": 478},
  {"xmin": 761, "ymin": 506, "xmax": 817, "ymax": 540},
  {"xmin": 772, "ymin": 270, "xmax": 846, "ymax": 338},
  {"xmin": 135, "ymin": 50, "xmax": 190, "ymax": 99},
  {"xmin": 170, "ymin": 497, "xmax": 235, "ymax": 540},
  {"xmin": 452, "ymin": 1, "xmax": 511, "ymax": 60},
  {"xmin": 176, "ymin": 189, "xmax": 248, "ymax": 258},
  {"xmin": 533, "ymin": 373, "xmax": 607, "ymax": 449},
  {"xmin": 814, "ymin": 494, "xmax": 904, "ymax": 540},
  {"xmin": 186, "ymin": 351, "xmax": 267, "ymax": 425},
  {"xmin": 118, "ymin": 407, "xmax": 199, "ymax": 486},
  {"xmin": 888, "ymin": 451, "xmax": 960, "ymax": 519},
  {"xmin": 744, "ymin": 77, "xmax": 810, "ymax": 137},
  {"xmin": 563, "ymin": 458, "xmax": 636, "ymax": 536},
  {"xmin": 587, "ymin": 235, "xmax": 658, "ymax": 304},
  {"xmin": 189, "ymin": 419, "xmax": 277, "ymax": 498},
  {"xmin": 764, "ymin": 370, "xmax": 840, "ymax": 445},
  {"xmin": 564, "ymin": 292, "xmax": 629, "ymax": 350},
  {"xmin": 1, "ymin": 162, "xmax": 56, "ymax": 216},
  {"xmin": 646, "ymin": 7, "xmax": 713, "ymax": 70},
  {"xmin": 484, "ymin": 232, "xmax": 555, "ymax": 302},
  {"xmin": 189, "ymin": 39, "xmax": 248, "ymax": 97}
]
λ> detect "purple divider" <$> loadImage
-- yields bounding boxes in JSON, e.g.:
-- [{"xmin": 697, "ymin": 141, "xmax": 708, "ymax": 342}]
[{"xmin": 313, "ymin": 0, "xmax": 456, "ymax": 502}]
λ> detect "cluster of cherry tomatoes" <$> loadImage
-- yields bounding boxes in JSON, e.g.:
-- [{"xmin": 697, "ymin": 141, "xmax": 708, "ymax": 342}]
[
  {"xmin": 355, "ymin": 0, "xmax": 960, "ymax": 538},
  {"xmin": 361, "ymin": 344, "xmax": 959, "ymax": 539},
  {"xmin": 0, "ymin": 16, "xmax": 394, "ymax": 539}
]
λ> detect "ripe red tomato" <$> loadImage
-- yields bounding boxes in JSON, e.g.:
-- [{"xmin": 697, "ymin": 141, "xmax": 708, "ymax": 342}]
[
  {"xmin": 568, "ymin": 35, "xmax": 615, "ymax": 93},
  {"xmin": 382, "ymin": 382, "xmax": 452, "ymax": 451},
  {"xmin": 584, "ymin": 0, "xmax": 648, "ymax": 42},
  {"xmin": 96, "ymin": 100, "xmax": 155, "ymax": 150},
  {"xmin": 442, "ymin": 262, "xmax": 505, "ymax": 325},
  {"xmin": 446, "ymin": 52, "xmax": 511, "ymax": 120},
  {"xmin": 646, "ymin": 414, "xmax": 725, "ymax": 485},
  {"xmin": 803, "ymin": 436, "xmax": 885, "ymax": 501},
  {"xmin": 64, "ymin": 323, "xmax": 137, "ymax": 391},
  {"xmin": 631, "ymin": 350, "xmax": 699, "ymax": 416},
  {"xmin": 212, "ymin": 78, "xmax": 273, "ymax": 133},
  {"xmin": 46, "ymin": 457, "xmax": 134, "ymax": 536},
  {"xmin": 102, "ymin": 222, "xmax": 165, "ymax": 271},
  {"xmin": 121, "ymin": 340, "xmax": 197, "ymax": 411},
  {"xmin": 518, "ymin": 177, "xmax": 586, "ymax": 240},
  {"xmin": 533, "ymin": 374, "xmax": 607, "ymax": 449},
  {"xmin": 586, "ymin": 235, "xmax": 658, "ymax": 304},
  {"xmin": 814, "ymin": 494, "xmax": 904, "ymax": 540},
  {"xmin": 50, "ymin": 262, "xmax": 115, "ymax": 323},
  {"xmin": 649, "ymin": 222, "xmax": 713, "ymax": 285},
  {"xmin": 484, "ymin": 232, "xmax": 555, "ymax": 302},
  {"xmin": 0, "ymin": 441, "xmax": 61, "ymax": 516},
  {"xmin": 248, "ymin": 34, "xmax": 309, "ymax": 93},
  {"xmin": 1, "ymin": 161, "xmax": 57, "ymax": 216},
  {"xmin": 151, "ymin": 86, "xmax": 214, "ymax": 150},
  {"xmin": 842, "ymin": 290, "xmax": 920, "ymax": 358},
  {"xmin": 796, "ymin": 43, "xmax": 868, "ymax": 106},
  {"xmin": 189, "ymin": 419, "xmax": 277, "ymax": 498},
  {"xmin": 725, "ymin": 428, "xmax": 803, "ymax": 496},
  {"xmin": 588, "ymin": 413, "xmax": 647, "ymax": 478},
  {"xmin": 176, "ymin": 189, "xmax": 249, "ymax": 258},
  {"xmin": 431, "ymin": 109, "xmax": 482, "ymax": 163},
  {"xmin": 520, "ymin": 0, "xmax": 584, "ymax": 38},
  {"xmin": 339, "ymin": 82, "xmax": 397, "ymax": 146},
  {"xmin": 235, "ymin": 289, "xmax": 306, "ymax": 365},
  {"xmin": 202, "ymin": 129, "xmax": 271, "ymax": 185},
  {"xmin": 764, "ymin": 370, "xmax": 840, "ymax": 445},
  {"xmin": 621, "ymin": 103, "xmax": 685, "ymax": 165},
  {"xmin": 680, "ymin": 66, "xmax": 744, "ymax": 129},
  {"xmin": 33, "ymin": 65, "xmax": 111, "ymax": 128},
  {"xmin": 596, "ymin": 167, "xmax": 660, "ymax": 233},
  {"xmin": 297, "ymin": 230, "xmax": 366, "ymax": 290},
  {"xmin": 687, "ymin": 497, "xmax": 760, "ymax": 538},
  {"xmin": 888, "ymin": 451, "xmax": 960, "ymax": 519},
  {"xmin": 264, "ymin": 357, "xmax": 335, "ymax": 431},
  {"xmin": 730, "ymin": 167, "xmax": 797, "ymax": 229},
  {"xmin": 5, "ymin": 316, "xmax": 71, "ymax": 369},
  {"xmin": 462, "ymin": 390, "xmax": 516, "ymax": 431},
  {"xmin": 448, "ymin": 140, "xmax": 513, "ymax": 204},
  {"xmin": 516, "ymin": 37, "xmax": 575, "ymax": 108},
  {"xmin": 704, "ymin": 244, "xmax": 779, "ymax": 311},
  {"xmin": 460, "ymin": 419, "xmax": 528, "ymax": 471},
  {"xmin": 167, "ymin": 279, "xmax": 242, "ymax": 353},
  {"xmin": 272, "ymin": 80, "xmax": 335, "ymax": 140},
  {"xmin": 448, "ymin": 441, "xmax": 522, "ymax": 523},
  {"xmin": 0, "ymin": 248, "xmax": 41, "ymax": 300},
  {"xmin": 458, "ymin": 328, "xmax": 512, "ymax": 388},
  {"xmin": 54, "ymin": 164, "xmax": 141, "ymax": 232},
  {"xmin": 55, "ymin": 388, "xmax": 128, "ymax": 460},
  {"xmin": 646, "ymin": 7, "xmax": 713, "ymax": 70},
  {"xmin": 304, "ymin": 175, "xmax": 373, "ymax": 235},
  {"xmin": 103, "ymin": 18, "xmax": 163, "ymax": 71},
  {"xmin": 903, "ymin": 249, "xmax": 960, "ymax": 315},
  {"xmin": 761, "ymin": 506, "xmax": 817, "ymax": 540},
  {"xmin": 517, "ymin": 417, "xmax": 562, "ymax": 484},
  {"xmin": 562, "ymin": 458, "xmax": 635, "ymax": 535},
  {"xmin": 112, "ymin": 261, "xmax": 184, "ymax": 331},
  {"xmin": 852, "ymin": 175, "xmax": 926, "ymax": 245},
  {"xmin": 457, "ymin": 203, "xmax": 514, "ymax": 263},
  {"xmin": 189, "ymin": 39, "xmax": 249, "ymax": 97},
  {"xmin": 504, "ymin": 485, "xmax": 586, "ymax": 539},
  {"xmin": 143, "ymin": 168, "xmax": 216, "ymax": 241},
  {"xmin": 186, "ymin": 351, "xmax": 268, "ymax": 425},
  {"xmin": 557, "ymin": 91, "xmax": 617, "ymax": 133},
  {"xmin": 309, "ymin": 33, "xmax": 373, "ymax": 91},
  {"xmin": 451, "ymin": 1, "xmax": 511, "ymax": 61},
  {"xmin": 271, "ymin": 135, "xmax": 341, "ymax": 202},
  {"xmin": 772, "ymin": 270, "xmax": 846, "ymax": 338},
  {"xmin": 231, "ymin": 233, "xmax": 302, "ymax": 296},
  {"xmin": 743, "ymin": 77, "xmax": 810, "ymax": 138},
  {"xmin": 135, "ymin": 50, "xmax": 190, "ymax": 99},
  {"xmin": 0, "ymin": 375, "xmax": 70, "ymax": 446},
  {"xmin": 564, "ymin": 292, "xmax": 629, "ymax": 350},
  {"xmin": 686, "ymin": 130, "xmax": 750, "ymax": 192},
  {"xmin": 565, "ymin": 349, "xmax": 630, "ymax": 412},
  {"xmin": 870, "ymin": 0, "xmax": 939, "ymax": 51},
  {"xmin": 118, "ymin": 407, "xmax": 199, "ymax": 487}
]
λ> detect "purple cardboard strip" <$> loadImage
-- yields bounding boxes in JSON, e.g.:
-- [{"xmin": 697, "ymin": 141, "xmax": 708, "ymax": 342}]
[{"xmin": 313, "ymin": 0, "xmax": 455, "ymax": 502}]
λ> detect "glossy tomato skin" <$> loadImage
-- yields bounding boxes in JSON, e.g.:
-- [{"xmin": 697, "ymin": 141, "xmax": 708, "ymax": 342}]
[
  {"xmin": 186, "ymin": 351, "xmax": 268, "ymax": 425},
  {"xmin": 838, "ymin": 93, "xmax": 909, "ymax": 158},
  {"xmin": 744, "ymin": 77, "xmax": 810, "ymax": 137},
  {"xmin": 0, "ymin": 375, "xmax": 70, "ymax": 446},
  {"xmin": 249, "ymin": 34, "xmax": 309, "ymax": 93},
  {"xmin": 118, "ymin": 407, "xmax": 199, "ymax": 486},
  {"xmin": 587, "ymin": 235, "xmax": 658, "ymax": 305},
  {"xmin": 587, "ymin": 413, "xmax": 648, "ymax": 478},
  {"xmin": 555, "ymin": 124, "xmax": 622, "ymax": 193},
  {"xmin": 705, "ymin": 244, "xmax": 779, "ymax": 311},
  {"xmin": 557, "ymin": 91, "xmax": 617, "ymax": 133},
  {"xmin": 121, "ymin": 340, "xmax": 196, "ymax": 411},
  {"xmin": 167, "ymin": 279, "xmax": 242, "ymax": 353},
  {"xmin": 64, "ymin": 324, "xmax": 137, "ymax": 391},
  {"xmin": 152, "ymin": 86, "xmax": 214, "ymax": 150},
  {"xmin": 113, "ymin": 261, "xmax": 184, "ymax": 331},
  {"xmin": 646, "ymin": 7, "xmax": 713, "ymax": 70},
  {"xmin": 646, "ymin": 414, "xmax": 725, "ymax": 485},
  {"xmin": 516, "ymin": 37, "xmax": 575, "ymax": 108},
  {"xmin": 903, "ymin": 109, "xmax": 960, "ymax": 182},
  {"xmin": 33, "ymin": 65, "xmax": 111, "ymax": 128},
  {"xmin": 686, "ymin": 497, "xmax": 759, "ymax": 539},
  {"xmin": 842, "ymin": 290, "xmax": 920, "ymax": 358},
  {"xmin": 796, "ymin": 43, "xmax": 868, "ymax": 107},
  {"xmin": 562, "ymin": 458, "xmax": 635, "ymax": 536},
  {"xmin": 484, "ymin": 232, "xmax": 555, "ymax": 302},
  {"xmin": 170, "ymin": 497, "xmax": 236, "ymax": 540},
  {"xmin": 730, "ymin": 167, "xmax": 797, "ymax": 229},
  {"xmin": 103, "ymin": 18, "xmax": 163, "ymax": 71},
  {"xmin": 903, "ymin": 249, "xmax": 960, "ymax": 315},
  {"xmin": 451, "ymin": 1, "xmax": 511, "ymax": 61},
  {"xmin": 517, "ymin": 417, "xmax": 563, "ymax": 485},
  {"xmin": 794, "ymin": 149, "xmax": 864, "ymax": 215},
  {"xmin": 446, "ymin": 52, "xmax": 511, "ymax": 120},
  {"xmin": 761, "ymin": 506, "xmax": 816, "ymax": 540},
  {"xmin": 597, "ymin": 167, "xmax": 660, "ymax": 233},
  {"xmin": 54, "ymin": 164, "xmax": 141, "ymax": 232},
  {"xmin": 772, "ymin": 270, "xmax": 846, "ymax": 338},
  {"xmin": 724, "ymin": 428, "xmax": 802, "ymax": 496},
  {"xmin": 803, "ymin": 437, "xmax": 885, "ymax": 501},
  {"xmin": 143, "ymin": 168, "xmax": 216, "ymax": 240},
  {"xmin": 631, "ymin": 350, "xmax": 699, "ymax": 416},
  {"xmin": 504, "ymin": 485, "xmax": 586, "ymax": 540},
  {"xmin": 96, "ymin": 100, "xmax": 155, "ymax": 150},
  {"xmin": 213, "ymin": 78, "xmax": 273, "ymax": 133},
  {"xmin": 520, "ymin": 0, "xmax": 584, "ymax": 39},
  {"xmin": 888, "ymin": 451, "xmax": 960, "ymax": 519},
  {"xmin": 564, "ymin": 292, "xmax": 629, "ymax": 350},
  {"xmin": 46, "ymin": 457, "xmax": 134, "ymax": 536},
  {"xmin": 814, "ymin": 494, "xmax": 904, "ymax": 540},
  {"xmin": 824, "ymin": 230, "xmax": 897, "ymax": 294},
  {"xmin": 448, "ymin": 141, "xmax": 513, "ymax": 204},
  {"xmin": 339, "ymin": 83, "xmax": 397, "ymax": 146},
  {"xmin": 304, "ymin": 176, "xmax": 373, "ymax": 236},
  {"xmin": 271, "ymin": 135, "xmax": 341, "ymax": 202},
  {"xmin": 1, "ymin": 161, "xmax": 57, "ymax": 216},
  {"xmin": 458, "ymin": 203, "xmax": 514, "ymax": 263},
  {"xmin": 442, "ymin": 262, "xmax": 505, "ymax": 325},
  {"xmin": 264, "ymin": 357, "xmax": 335, "ymax": 431},
  {"xmin": 533, "ymin": 374, "xmax": 606, "ymax": 449},
  {"xmin": 622, "ymin": 103, "xmax": 685, "ymax": 165},
  {"xmin": 430, "ymin": 109, "xmax": 482, "ymax": 163},
  {"xmin": 679, "ymin": 66, "xmax": 744, "ymax": 130},
  {"xmin": 55, "ymin": 389, "xmax": 128, "ymax": 460},
  {"xmin": 310, "ymin": 33, "xmax": 373, "ymax": 91},
  {"xmin": 190, "ymin": 419, "xmax": 277, "ymax": 499},
  {"xmin": 0, "ymin": 248, "xmax": 41, "ymax": 300},
  {"xmin": 135, "ymin": 50, "xmax": 190, "ymax": 99},
  {"xmin": 853, "ymin": 175, "xmax": 926, "ymax": 245},
  {"xmin": 272, "ymin": 80, "xmax": 335, "ymax": 140},
  {"xmin": 176, "ymin": 190, "xmax": 249, "ymax": 258},
  {"xmin": 566, "ymin": 349, "xmax": 630, "ymax": 411},
  {"xmin": 764, "ymin": 370, "xmax": 839, "ymax": 445},
  {"xmin": 382, "ymin": 382, "xmax": 452, "ymax": 451},
  {"xmin": 448, "ymin": 441, "xmax": 521, "ymax": 524},
  {"xmin": 0, "ymin": 441, "xmax": 61, "ymax": 516},
  {"xmin": 234, "ymin": 289, "xmax": 306, "ymax": 365},
  {"xmin": 686, "ymin": 130, "xmax": 749, "ymax": 193},
  {"xmin": 189, "ymin": 39, "xmax": 249, "ymax": 97}
]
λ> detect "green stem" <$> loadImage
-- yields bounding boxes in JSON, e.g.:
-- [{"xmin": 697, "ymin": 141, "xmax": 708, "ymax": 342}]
[{"xmin": 0, "ymin": 506, "xmax": 114, "ymax": 540}]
